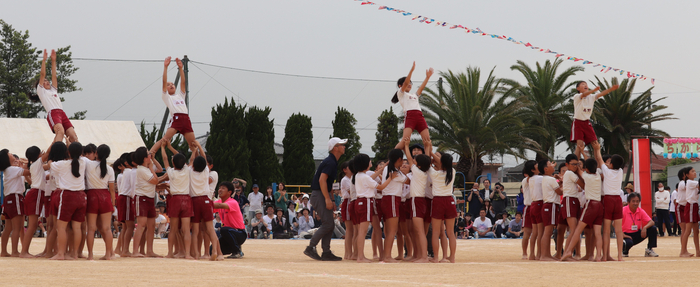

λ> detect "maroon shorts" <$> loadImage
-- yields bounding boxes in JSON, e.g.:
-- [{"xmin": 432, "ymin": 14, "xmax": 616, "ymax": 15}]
[
  {"xmin": 169, "ymin": 194, "xmax": 194, "ymax": 218},
  {"xmin": 409, "ymin": 197, "xmax": 427, "ymax": 219},
  {"xmin": 355, "ymin": 198, "xmax": 375, "ymax": 223},
  {"xmin": 404, "ymin": 110, "xmax": 429, "ymax": 133},
  {"xmin": 424, "ymin": 198, "xmax": 433, "ymax": 223},
  {"xmin": 430, "ymin": 196, "xmax": 458, "ymax": 220},
  {"xmin": 570, "ymin": 119, "xmax": 596, "ymax": 144},
  {"xmin": 373, "ymin": 198, "xmax": 383, "ymax": 221},
  {"xmin": 57, "ymin": 190, "xmax": 87, "ymax": 223},
  {"xmin": 192, "ymin": 195, "xmax": 214, "ymax": 223},
  {"xmin": 677, "ymin": 204, "xmax": 686, "ymax": 224},
  {"xmin": 399, "ymin": 201, "xmax": 409, "ymax": 222},
  {"xmin": 685, "ymin": 203, "xmax": 699, "ymax": 223},
  {"xmin": 579, "ymin": 200, "xmax": 604, "ymax": 226},
  {"xmin": 135, "ymin": 195, "xmax": 156, "ymax": 218},
  {"xmin": 47, "ymin": 109, "xmax": 74, "ymax": 133},
  {"xmin": 24, "ymin": 188, "xmax": 44, "ymax": 216},
  {"xmin": 603, "ymin": 195, "xmax": 623, "ymax": 220},
  {"xmin": 50, "ymin": 190, "xmax": 61, "ymax": 216},
  {"xmin": 2, "ymin": 194, "xmax": 24, "ymax": 219},
  {"xmin": 340, "ymin": 199, "xmax": 352, "ymax": 222},
  {"xmin": 170, "ymin": 113, "xmax": 194, "ymax": 134},
  {"xmin": 542, "ymin": 202, "xmax": 559, "ymax": 226},
  {"xmin": 349, "ymin": 200, "xmax": 359, "ymax": 225},
  {"xmin": 523, "ymin": 205, "xmax": 532, "ymax": 228},
  {"xmin": 381, "ymin": 195, "xmax": 401, "ymax": 219},
  {"xmin": 86, "ymin": 189, "xmax": 113, "ymax": 214},
  {"xmin": 530, "ymin": 200, "xmax": 544, "ymax": 224},
  {"xmin": 117, "ymin": 195, "xmax": 135, "ymax": 222},
  {"xmin": 561, "ymin": 196, "xmax": 580, "ymax": 221}
]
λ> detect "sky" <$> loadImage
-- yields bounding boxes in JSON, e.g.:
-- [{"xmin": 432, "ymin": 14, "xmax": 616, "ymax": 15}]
[{"xmin": 2, "ymin": 0, "xmax": 699, "ymax": 167}]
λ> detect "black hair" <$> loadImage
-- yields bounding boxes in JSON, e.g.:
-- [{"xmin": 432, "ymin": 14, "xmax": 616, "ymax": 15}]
[
  {"xmin": 665, "ymin": 186, "xmax": 670, "ymax": 191},
  {"xmin": 391, "ymin": 76, "xmax": 407, "ymax": 104},
  {"xmin": 558, "ymin": 163, "xmax": 567, "ymax": 173},
  {"xmin": 627, "ymin": 192, "xmax": 640, "ymax": 202},
  {"xmin": 83, "ymin": 143, "xmax": 97, "ymax": 155},
  {"xmin": 576, "ymin": 81, "xmax": 586, "ymax": 89},
  {"xmin": 134, "ymin": 147, "xmax": 148, "ymax": 166},
  {"xmin": 206, "ymin": 154, "xmax": 213, "ymax": 166},
  {"xmin": 409, "ymin": 143, "xmax": 425, "ymax": 155},
  {"xmin": 28, "ymin": 78, "xmax": 41, "ymax": 102},
  {"xmin": 523, "ymin": 160, "xmax": 536, "ymax": 177},
  {"xmin": 537, "ymin": 159, "xmax": 548, "ymax": 175},
  {"xmin": 129, "ymin": 152, "xmax": 137, "ymax": 166},
  {"xmin": 385, "ymin": 149, "xmax": 404, "ymax": 179},
  {"xmin": 348, "ymin": 159, "xmax": 356, "ymax": 174},
  {"xmin": 515, "ymin": 211, "xmax": 523, "ymax": 217},
  {"xmin": 439, "ymin": 152, "xmax": 454, "ymax": 186},
  {"xmin": 602, "ymin": 154, "xmax": 611, "ymax": 164},
  {"xmin": 112, "ymin": 159, "xmax": 122, "ymax": 174},
  {"xmin": 415, "ymin": 154, "xmax": 431, "ymax": 172},
  {"xmin": 48, "ymin": 142, "xmax": 67, "ymax": 162},
  {"xmin": 680, "ymin": 167, "xmax": 692, "ymax": 186},
  {"xmin": 610, "ymin": 154, "xmax": 624, "ymax": 170},
  {"xmin": 220, "ymin": 181, "xmax": 234, "ymax": 194},
  {"xmin": 340, "ymin": 160, "xmax": 350, "ymax": 179},
  {"xmin": 287, "ymin": 200, "xmax": 296, "ymax": 208},
  {"xmin": 119, "ymin": 152, "xmax": 131, "ymax": 168},
  {"xmin": 565, "ymin": 154, "xmax": 578, "ymax": 164},
  {"xmin": 480, "ymin": 208, "xmax": 486, "ymax": 212},
  {"xmin": 584, "ymin": 158, "xmax": 597, "ymax": 174},
  {"xmin": 96, "ymin": 144, "xmax": 111, "ymax": 178},
  {"xmin": 193, "ymin": 156, "xmax": 207, "ymax": 172},
  {"xmin": 495, "ymin": 182, "xmax": 504, "ymax": 189},
  {"xmin": 352, "ymin": 154, "xmax": 371, "ymax": 184},
  {"xmin": 25, "ymin": 146, "xmax": 41, "ymax": 166},
  {"xmin": 68, "ymin": 142, "xmax": 83, "ymax": 178},
  {"xmin": 172, "ymin": 153, "xmax": 186, "ymax": 169},
  {"xmin": 0, "ymin": 149, "xmax": 11, "ymax": 171}
]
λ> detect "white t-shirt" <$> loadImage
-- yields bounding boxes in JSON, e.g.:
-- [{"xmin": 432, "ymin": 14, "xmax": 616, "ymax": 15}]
[
  {"xmin": 248, "ymin": 191, "xmax": 264, "ymax": 211},
  {"xmin": 85, "ymin": 160, "xmax": 115, "ymax": 190},
  {"xmin": 578, "ymin": 186, "xmax": 587, "ymax": 204},
  {"xmin": 208, "ymin": 170, "xmax": 218, "ymax": 199},
  {"xmin": 562, "ymin": 170, "xmax": 579, "ymax": 198},
  {"xmin": 401, "ymin": 177, "xmax": 410, "ymax": 202},
  {"xmin": 381, "ymin": 167, "xmax": 407, "ymax": 197},
  {"xmin": 189, "ymin": 166, "xmax": 210, "ymax": 197},
  {"xmin": 424, "ymin": 176, "xmax": 433, "ymax": 199},
  {"xmin": 134, "ymin": 165, "xmax": 156, "ymax": 198},
  {"xmin": 44, "ymin": 171, "xmax": 54, "ymax": 196},
  {"xmin": 685, "ymin": 180, "xmax": 699, "ymax": 204},
  {"xmin": 30, "ymin": 159, "xmax": 47, "ymax": 190},
  {"xmin": 473, "ymin": 217, "xmax": 493, "ymax": 233},
  {"xmin": 162, "ymin": 90, "xmax": 188, "ymax": 116},
  {"xmin": 529, "ymin": 175, "xmax": 544, "ymax": 201},
  {"xmin": 396, "ymin": 89, "xmax": 421, "ymax": 113},
  {"xmin": 655, "ymin": 190, "xmax": 670, "ymax": 210},
  {"xmin": 677, "ymin": 181, "xmax": 687, "ymax": 206},
  {"xmin": 601, "ymin": 165, "xmax": 623, "ymax": 196},
  {"xmin": 580, "ymin": 172, "xmax": 601, "ymax": 201},
  {"xmin": 349, "ymin": 181, "xmax": 357, "ymax": 201},
  {"xmin": 368, "ymin": 171, "xmax": 383, "ymax": 199},
  {"xmin": 36, "ymin": 84, "xmax": 63, "ymax": 111},
  {"xmin": 340, "ymin": 176, "xmax": 352, "ymax": 199},
  {"xmin": 118, "ymin": 169, "xmax": 131, "ymax": 196},
  {"xmin": 355, "ymin": 172, "xmax": 378, "ymax": 198},
  {"xmin": 155, "ymin": 214, "xmax": 166, "ymax": 224},
  {"xmin": 263, "ymin": 214, "xmax": 276, "ymax": 227},
  {"xmin": 429, "ymin": 167, "xmax": 456, "ymax": 197},
  {"xmin": 129, "ymin": 168, "xmax": 138, "ymax": 197},
  {"xmin": 542, "ymin": 176, "xmax": 560, "ymax": 204},
  {"xmin": 409, "ymin": 165, "xmax": 428, "ymax": 198},
  {"xmin": 2, "ymin": 166, "xmax": 26, "ymax": 195},
  {"xmin": 50, "ymin": 158, "xmax": 88, "ymax": 191},
  {"xmin": 166, "ymin": 166, "xmax": 190, "ymax": 195},
  {"xmin": 521, "ymin": 177, "xmax": 531, "ymax": 205},
  {"xmin": 573, "ymin": 93, "xmax": 596, "ymax": 121},
  {"xmin": 670, "ymin": 190, "xmax": 678, "ymax": 212}
]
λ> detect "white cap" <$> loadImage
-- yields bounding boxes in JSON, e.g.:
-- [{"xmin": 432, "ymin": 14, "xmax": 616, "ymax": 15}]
[{"xmin": 328, "ymin": 137, "xmax": 348, "ymax": 151}]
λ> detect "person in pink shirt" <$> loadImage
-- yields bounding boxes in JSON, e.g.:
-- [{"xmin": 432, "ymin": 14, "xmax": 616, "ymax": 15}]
[
  {"xmin": 621, "ymin": 193, "xmax": 658, "ymax": 257},
  {"xmin": 213, "ymin": 182, "xmax": 247, "ymax": 259}
]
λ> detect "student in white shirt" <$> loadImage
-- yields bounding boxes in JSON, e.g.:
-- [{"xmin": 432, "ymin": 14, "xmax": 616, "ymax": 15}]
[
  {"xmin": 539, "ymin": 160, "xmax": 563, "ymax": 261},
  {"xmin": 571, "ymin": 81, "xmax": 618, "ymax": 159},
  {"xmin": 677, "ymin": 167, "xmax": 695, "ymax": 257},
  {"xmin": 404, "ymin": 142, "xmax": 431, "ymax": 263},
  {"xmin": 188, "ymin": 141, "xmax": 222, "ymax": 261},
  {"xmin": 131, "ymin": 147, "xmax": 163, "ymax": 258},
  {"xmin": 428, "ymin": 152, "xmax": 458, "ymax": 263},
  {"xmin": 41, "ymin": 142, "xmax": 68, "ymax": 259},
  {"xmin": 524, "ymin": 160, "xmax": 543, "ymax": 260},
  {"xmin": 684, "ymin": 170, "xmax": 699, "ymax": 257},
  {"xmin": 670, "ymin": 185, "xmax": 679, "ymax": 236},
  {"xmin": 559, "ymin": 154, "xmax": 583, "ymax": 260},
  {"xmin": 30, "ymin": 49, "xmax": 78, "ymax": 143},
  {"xmin": 160, "ymin": 140, "xmax": 195, "ymax": 259},
  {"xmin": 0, "ymin": 149, "xmax": 32, "ymax": 257},
  {"xmin": 352, "ymin": 154, "xmax": 391, "ymax": 263},
  {"xmin": 85, "ymin": 145, "xmax": 116, "ymax": 261},
  {"xmin": 392, "ymin": 61, "xmax": 435, "ymax": 155},
  {"xmin": 380, "ymin": 149, "xmax": 408, "ymax": 263},
  {"xmin": 593, "ymin": 141, "xmax": 625, "ymax": 261},
  {"xmin": 396, "ymin": 160, "xmax": 413, "ymax": 261},
  {"xmin": 339, "ymin": 161, "xmax": 356, "ymax": 261},
  {"xmin": 20, "ymin": 145, "xmax": 50, "ymax": 258},
  {"xmin": 520, "ymin": 171, "xmax": 533, "ymax": 260},
  {"xmin": 562, "ymin": 158, "xmax": 604, "ymax": 262}
]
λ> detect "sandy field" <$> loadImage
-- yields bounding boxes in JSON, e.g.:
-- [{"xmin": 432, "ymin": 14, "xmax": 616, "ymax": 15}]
[{"xmin": 2, "ymin": 236, "xmax": 700, "ymax": 286}]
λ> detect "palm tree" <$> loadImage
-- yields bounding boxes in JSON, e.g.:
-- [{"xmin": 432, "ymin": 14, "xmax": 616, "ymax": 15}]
[
  {"xmin": 421, "ymin": 67, "xmax": 539, "ymax": 181},
  {"xmin": 509, "ymin": 59, "xmax": 584, "ymax": 161},
  {"xmin": 592, "ymin": 76, "xmax": 675, "ymax": 162}
]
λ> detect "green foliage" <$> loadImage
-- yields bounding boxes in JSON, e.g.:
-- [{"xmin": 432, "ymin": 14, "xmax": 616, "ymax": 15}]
[
  {"xmin": 658, "ymin": 158, "xmax": 692, "ymax": 183},
  {"xmin": 246, "ymin": 106, "xmax": 284, "ymax": 188},
  {"xmin": 137, "ymin": 121, "xmax": 189, "ymax": 165},
  {"xmin": 205, "ymin": 98, "xmax": 251, "ymax": 193},
  {"xmin": 371, "ymin": 106, "xmax": 399, "ymax": 164},
  {"xmin": 331, "ymin": 107, "xmax": 361, "ymax": 171},
  {"xmin": 282, "ymin": 113, "xmax": 315, "ymax": 192},
  {"xmin": 70, "ymin": 110, "xmax": 87, "ymax": 120}
]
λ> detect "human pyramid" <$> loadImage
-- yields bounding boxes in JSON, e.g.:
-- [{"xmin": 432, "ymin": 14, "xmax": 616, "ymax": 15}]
[{"xmin": 1, "ymin": 51, "xmax": 233, "ymax": 261}]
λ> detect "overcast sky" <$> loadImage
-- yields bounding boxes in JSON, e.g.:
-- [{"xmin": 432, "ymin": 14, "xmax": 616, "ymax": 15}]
[{"xmin": 2, "ymin": 0, "xmax": 699, "ymax": 166}]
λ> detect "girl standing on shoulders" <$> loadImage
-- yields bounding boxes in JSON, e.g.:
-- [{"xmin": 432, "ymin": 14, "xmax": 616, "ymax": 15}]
[{"xmin": 392, "ymin": 62, "xmax": 434, "ymax": 155}]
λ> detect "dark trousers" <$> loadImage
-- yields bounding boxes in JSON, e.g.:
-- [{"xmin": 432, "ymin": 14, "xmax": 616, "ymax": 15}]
[
  {"xmin": 309, "ymin": 190, "xmax": 334, "ymax": 253},
  {"xmin": 670, "ymin": 212, "xmax": 681, "ymax": 235},
  {"xmin": 655, "ymin": 209, "xmax": 672, "ymax": 235},
  {"xmin": 623, "ymin": 226, "xmax": 658, "ymax": 253},
  {"xmin": 219, "ymin": 226, "xmax": 247, "ymax": 255}
]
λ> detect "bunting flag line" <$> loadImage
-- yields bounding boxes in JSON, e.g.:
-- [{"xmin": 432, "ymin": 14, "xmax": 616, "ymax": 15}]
[{"xmin": 356, "ymin": 1, "xmax": 654, "ymax": 85}]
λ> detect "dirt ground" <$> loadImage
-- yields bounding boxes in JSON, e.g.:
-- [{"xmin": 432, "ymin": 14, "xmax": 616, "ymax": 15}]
[{"xmin": 2, "ymin": 236, "xmax": 700, "ymax": 286}]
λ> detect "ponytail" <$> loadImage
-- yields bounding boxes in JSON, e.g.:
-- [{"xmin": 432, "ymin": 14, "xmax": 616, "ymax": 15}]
[
  {"xmin": 28, "ymin": 78, "xmax": 41, "ymax": 102},
  {"xmin": 392, "ymin": 77, "xmax": 407, "ymax": 104},
  {"xmin": 439, "ymin": 152, "xmax": 454, "ymax": 186},
  {"xmin": 68, "ymin": 142, "xmax": 83, "ymax": 178},
  {"xmin": 352, "ymin": 154, "xmax": 370, "ymax": 185},
  {"xmin": 97, "ymin": 144, "xmax": 111, "ymax": 178},
  {"xmin": 391, "ymin": 92, "xmax": 399, "ymax": 104},
  {"xmin": 385, "ymin": 149, "xmax": 403, "ymax": 180}
]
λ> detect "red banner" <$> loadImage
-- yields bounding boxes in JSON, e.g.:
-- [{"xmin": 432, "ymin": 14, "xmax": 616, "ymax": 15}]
[{"xmin": 633, "ymin": 138, "xmax": 652, "ymax": 214}]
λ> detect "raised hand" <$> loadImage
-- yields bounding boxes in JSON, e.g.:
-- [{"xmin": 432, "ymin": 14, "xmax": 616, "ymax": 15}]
[
  {"xmin": 610, "ymin": 85, "xmax": 620, "ymax": 91},
  {"xmin": 50, "ymin": 49, "xmax": 56, "ymax": 62},
  {"xmin": 426, "ymin": 67, "xmax": 434, "ymax": 78},
  {"xmin": 43, "ymin": 49, "xmax": 48, "ymax": 62},
  {"xmin": 411, "ymin": 61, "xmax": 416, "ymax": 71},
  {"xmin": 175, "ymin": 58, "xmax": 183, "ymax": 68},
  {"xmin": 591, "ymin": 140, "xmax": 601, "ymax": 151},
  {"xmin": 164, "ymin": 56, "xmax": 172, "ymax": 67}
]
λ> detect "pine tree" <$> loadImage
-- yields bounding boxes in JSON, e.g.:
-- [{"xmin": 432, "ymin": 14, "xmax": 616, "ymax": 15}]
[
  {"xmin": 138, "ymin": 121, "xmax": 190, "ymax": 164},
  {"xmin": 371, "ymin": 107, "xmax": 399, "ymax": 164},
  {"xmin": 205, "ymin": 98, "xmax": 251, "ymax": 193},
  {"xmin": 246, "ymin": 106, "xmax": 284, "ymax": 188},
  {"xmin": 331, "ymin": 107, "xmax": 361, "ymax": 171},
  {"xmin": 282, "ymin": 113, "xmax": 315, "ymax": 192}
]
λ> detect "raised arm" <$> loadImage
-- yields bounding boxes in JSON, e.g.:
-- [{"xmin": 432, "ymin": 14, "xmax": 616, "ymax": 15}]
[
  {"xmin": 176, "ymin": 58, "xmax": 186, "ymax": 95},
  {"xmin": 416, "ymin": 67, "xmax": 434, "ymax": 96},
  {"xmin": 160, "ymin": 141, "xmax": 170, "ymax": 170},
  {"xmin": 39, "ymin": 49, "xmax": 47, "ymax": 86},
  {"xmin": 166, "ymin": 140, "xmax": 179, "ymax": 155},
  {"xmin": 579, "ymin": 86, "xmax": 600, "ymax": 99},
  {"xmin": 592, "ymin": 141, "xmax": 603, "ymax": 169},
  {"xmin": 595, "ymin": 85, "xmax": 620, "ymax": 100},
  {"xmin": 151, "ymin": 153, "xmax": 163, "ymax": 174},
  {"xmin": 162, "ymin": 56, "xmax": 171, "ymax": 92},
  {"xmin": 402, "ymin": 62, "xmax": 416, "ymax": 93},
  {"xmin": 404, "ymin": 140, "xmax": 415, "ymax": 166},
  {"xmin": 50, "ymin": 49, "xmax": 57, "ymax": 89}
]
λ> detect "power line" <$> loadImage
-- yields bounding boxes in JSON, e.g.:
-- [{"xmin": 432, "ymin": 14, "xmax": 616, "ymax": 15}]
[
  {"xmin": 190, "ymin": 62, "xmax": 248, "ymax": 105},
  {"xmin": 103, "ymin": 66, "xmax": 176, "ymax": 120}
]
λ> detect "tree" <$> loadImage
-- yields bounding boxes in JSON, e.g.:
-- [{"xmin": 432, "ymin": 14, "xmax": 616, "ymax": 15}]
[
  {"xmin": 331, "ymin": 107, "xmax": 361, "ymax": 170},
  {"xmin": 421, "ymin": 67, "xmax": 538, "ymax": 181},
  {"xmin": 657, "ymin": 158, "xmax": 692, "ymax": 183},
  {"xmin": 282, "ymin": 113, "xmax": 315, "ymax": 192},
  {"xmin": 246, "ymin": 106, "xmax": 284, "ymax": 188},
  {"xmin": 592, "ymin": 77, "xmax": 676, "ymax": 162},
  {"xmin": 205, "ymin": 98, "xmax": 251, "ymax": 192},
  {"xmin": 371, "ymin": 107, "xmax": 399, "ymax": 164},
  {"xmin": 138, "ymin": 121, "xmax": 190, "ymax": 164},
  {"xmin": 510, "ymin": 59, "xmax": 583, "ymax": 161},
  {"xmin": 0, "ymin": 20, "xmax": 83, "ymax": 118}
]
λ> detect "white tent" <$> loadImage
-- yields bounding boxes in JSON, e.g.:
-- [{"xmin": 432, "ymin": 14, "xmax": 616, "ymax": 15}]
[{"xmin": 0, "ymin": 118, "xmax": 145, "ymax": 162}]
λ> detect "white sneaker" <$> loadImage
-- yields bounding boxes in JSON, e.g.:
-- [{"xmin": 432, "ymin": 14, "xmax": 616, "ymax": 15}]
[{"xmin": 645, "ymin": 248, "xmax": 659, "ymax": 257}]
